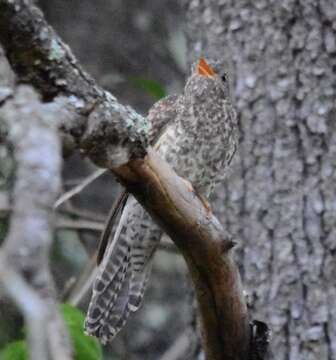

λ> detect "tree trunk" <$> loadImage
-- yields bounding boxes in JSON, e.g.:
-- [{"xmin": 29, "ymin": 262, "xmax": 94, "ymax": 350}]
[{"xmin": 185, "ymin": 1, "xmax": 336, "ymax": 359}]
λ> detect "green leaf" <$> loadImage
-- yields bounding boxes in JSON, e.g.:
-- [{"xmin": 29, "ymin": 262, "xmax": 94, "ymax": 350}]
[
  {"xmin": 0, "ymin": 340, "xmax": 27, "ymax": 360},
  {"xmin": 129, "ymin": 77, "xmax": 166, "ymax": 99},
  {"xmin": 61, "ymin": 304, "xmax": 102, "ymax": 360},
  {"xmin": 0, "ymin": 305, "xmax": 102, "ymax": 360}
]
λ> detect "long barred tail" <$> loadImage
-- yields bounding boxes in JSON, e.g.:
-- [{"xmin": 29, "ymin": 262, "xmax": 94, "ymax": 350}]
[
  {"xmin": 84, "ymin": 196, "xmax": 161, "ymax": 344},
  {"xmin": 84, "ymin": 203, "xmax": 131, "ymax": 343}
]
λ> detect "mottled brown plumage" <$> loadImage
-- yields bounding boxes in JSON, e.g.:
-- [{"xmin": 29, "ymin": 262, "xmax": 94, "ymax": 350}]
[{"xmin": 85, "ymin": 58, "xmax": 237, "ymax": 344}]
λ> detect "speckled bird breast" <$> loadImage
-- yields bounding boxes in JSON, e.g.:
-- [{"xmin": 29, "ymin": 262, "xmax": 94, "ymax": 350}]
[{"xmin": 155, "ymin": 97, "xmax": 237, "ymax": 197}]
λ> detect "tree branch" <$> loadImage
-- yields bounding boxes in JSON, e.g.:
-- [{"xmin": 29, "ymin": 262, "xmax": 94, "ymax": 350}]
[
  {"xmin": 0, "ymin": 0, "xmax": 98, "ymax": 102},
  {"xmin": 0, "ymin": 85, "xmax": 72, "ymax": 360},
  {"xmin": 0, "ymin": 255, "xmax": 50, "ymax": 360},
  {"xmin": 0, "ymin": 0, "xmax": 151, "ymax": 162},
  {"xmin": 0, "ymin": 1, "xmax": 252, "ymax": 359},
  {"xmin": 115, "ymin": 148, "xmax": 250, "ymax": 360}
]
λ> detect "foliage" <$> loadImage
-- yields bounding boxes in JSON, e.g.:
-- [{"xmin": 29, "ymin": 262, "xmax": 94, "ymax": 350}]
[
  {"xmin": 129, "ymin": 77, "xmax": 166, "ymax": 99},
  {"xmin": 0, "ymin": 341, "xmax": 27, "ymax": 360},
  {"xmin": 0, "ymin": 304, "xmax": 102, "ymax": 360},
  {"xmin": 61, "ymin": 304, "xmax": 103, "ymax": 360}
]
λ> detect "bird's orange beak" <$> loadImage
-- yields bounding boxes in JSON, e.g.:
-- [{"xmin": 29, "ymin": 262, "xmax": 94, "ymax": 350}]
[{"xmin": 197, "ymin": 57, "xmax": 216, "ymax": 77}]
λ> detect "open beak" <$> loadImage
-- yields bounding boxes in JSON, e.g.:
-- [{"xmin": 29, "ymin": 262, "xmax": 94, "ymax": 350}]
[{"xmin": 196, "ymin": 57, "xmax": 216, "ymax": 77}]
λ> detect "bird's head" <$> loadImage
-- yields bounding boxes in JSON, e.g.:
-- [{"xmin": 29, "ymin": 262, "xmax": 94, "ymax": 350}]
[{"xmin": 185, "ymin": 57, "xmax": 231, "ymax": 102}]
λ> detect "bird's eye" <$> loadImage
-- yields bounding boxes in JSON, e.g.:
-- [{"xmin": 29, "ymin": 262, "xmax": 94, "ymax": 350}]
[{"xmin": 221, "ymin": 73, "xmax": 227, "ymax": 82}]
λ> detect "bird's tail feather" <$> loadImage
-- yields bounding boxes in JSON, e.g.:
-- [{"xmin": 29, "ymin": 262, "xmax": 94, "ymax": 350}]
[
  {"xmin": 84, "ymin": 197, "xmax": 161, "ymax": 343},
  {"xmin": 85, "ymin": 251, "xmax": 154, "ymax": 343},
  {"xmin": 85, "ymin": 203, "xmax": 132, "ymax": 338},
  {"xmin": 100, "ymin": 260, "xmax": 154, "ymax": 343},
  {"xmin": 84, "ymin": 243, "xmax": 130, "ymax": 339},
  {"xmin": 127, "ymin": 252, "xmax": 154, "ymax": 312},
  {"xmin": 96, "ymin": 261, "xmax": 133, "ymax": 344}
]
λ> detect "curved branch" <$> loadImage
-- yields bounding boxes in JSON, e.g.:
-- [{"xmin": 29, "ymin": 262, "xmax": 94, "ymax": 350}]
[{"xmin": 114, "ymin": 148, "xmax": 250, "ymax": 359}]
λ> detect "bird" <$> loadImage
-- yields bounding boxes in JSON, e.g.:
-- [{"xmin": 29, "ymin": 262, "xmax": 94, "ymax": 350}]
[{"xmin": 84, "ymin": 57, "xmax": 237, "ymax": 344}]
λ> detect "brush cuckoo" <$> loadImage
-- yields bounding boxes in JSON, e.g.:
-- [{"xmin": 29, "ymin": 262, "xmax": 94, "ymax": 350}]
[{"xmin": 85, "ymin": 58, "xmax": 237, "ymax": 344}]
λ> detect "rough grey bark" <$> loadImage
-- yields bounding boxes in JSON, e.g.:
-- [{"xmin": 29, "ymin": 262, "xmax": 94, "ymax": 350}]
[
  {"xmin": 185, "ymin": 1, "xmax": 336, "ymax": 359},
  {"xmin": 0, "ymin": 85, "xmax": 72, "ymax": 359}
]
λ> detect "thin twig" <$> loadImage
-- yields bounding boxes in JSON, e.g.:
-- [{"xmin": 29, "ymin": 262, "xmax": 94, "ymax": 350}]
[
  {"xmin": 60, "ymin": 276, "xmax": 77, "ymax": 301},
  {"xmin": 58, "ymin": 205, "xmax": 106, "ymax": 222},
  {"xmin": 68, "ymin": 259, "xmax": 98, "ymax": 306},
  {"xmin": 54, "ymin": 168, "xmax": 107, "ymax": 209},
  {"xmin": 160, "ymin": 331, "xmax": 191, "ymax": 360},
  {"xmin": 56, "ymin": 217, "xmax": 104, "ymax": 232}
]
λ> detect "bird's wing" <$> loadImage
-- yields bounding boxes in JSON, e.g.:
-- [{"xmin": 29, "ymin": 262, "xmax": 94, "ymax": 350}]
[
  {"xmin": 96, "ymin": 94, "xmax": 181, "ymax": 263},
  {"xmin": 96, "ymin": 190, "xmax": 128, "ymax": 265},
  {"xmin": 147, "ymin": 94, "xmax": 181, "ymax": 143}
]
